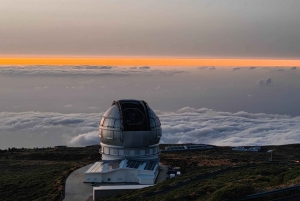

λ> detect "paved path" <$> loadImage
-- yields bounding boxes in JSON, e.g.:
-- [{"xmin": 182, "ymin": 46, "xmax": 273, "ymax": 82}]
[
  {"xmin": 156, "ymin": 163, "xmax": 168, "ymax": 183},
  {"xmin": 64, "ymin": 163, "xmax": 94, "ymax": 201}
]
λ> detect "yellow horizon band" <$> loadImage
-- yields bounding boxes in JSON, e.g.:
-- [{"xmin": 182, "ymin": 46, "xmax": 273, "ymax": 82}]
[{"xmin": 1, "ymin": 57, "xmax": 300, "ymax": 66}]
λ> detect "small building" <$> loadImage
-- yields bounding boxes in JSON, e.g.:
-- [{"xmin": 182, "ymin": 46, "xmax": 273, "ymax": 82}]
[
  {"xmin": 163, "ymin": 144, "xmax": 214, "ymax": 152},
  {"xmin": 248, "ymin": 146, "xmax": 261, "ymax": 152},
  {"xmin": 232, "ymin": 146, "xmax": 248, "ymax": 152},
  {"xmin": 186, "ymin": 144, "xmax": 214, "ymax": 150}
]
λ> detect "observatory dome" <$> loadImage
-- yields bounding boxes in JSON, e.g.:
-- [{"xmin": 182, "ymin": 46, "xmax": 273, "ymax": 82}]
[{"xmin": 99, "ymin": 99, "xmax": 162, "ymax": 161}]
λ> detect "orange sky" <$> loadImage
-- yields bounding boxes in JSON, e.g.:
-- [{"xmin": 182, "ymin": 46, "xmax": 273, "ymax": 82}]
[{"xmin": 1, "ymin": 57, "xmax": 300, "ymax": 67}]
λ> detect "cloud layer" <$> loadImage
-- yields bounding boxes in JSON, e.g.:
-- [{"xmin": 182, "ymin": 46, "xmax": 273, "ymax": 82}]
[
  {"xmin": 0, "ymin": 66, "xmax": 185, "ymax": 76},
  {"xmin": 1, "ymin": 107, "xmax": 299, "ymax": 149}
]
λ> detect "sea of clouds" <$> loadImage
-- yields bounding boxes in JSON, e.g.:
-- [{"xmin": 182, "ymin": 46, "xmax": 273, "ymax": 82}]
[
  {"xmin": 1, "ymin": 107, "xmax": 299, "ymax": 149},
  {"xmin": 0, "ymin": 65, "xmax": 186, "ymax": 77}
]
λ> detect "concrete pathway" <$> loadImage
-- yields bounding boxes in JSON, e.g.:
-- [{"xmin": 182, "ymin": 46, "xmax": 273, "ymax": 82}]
[
  {"xmin": 156, "ymin": 163, "xmax": 168, "ymax": 183},
  {"xmin": 64, "ymin": 163, "xmax": 94, "ymax": 201}
]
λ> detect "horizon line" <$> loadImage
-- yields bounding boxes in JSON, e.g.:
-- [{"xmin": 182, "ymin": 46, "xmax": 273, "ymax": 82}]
[{"xmin": 1, "ymin": 57, "xmax": 300, "ymax": 66}]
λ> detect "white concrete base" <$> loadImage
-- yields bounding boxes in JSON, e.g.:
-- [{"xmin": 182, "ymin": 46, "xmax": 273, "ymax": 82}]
[{"xmin": 84, "ymin": 159, "xmax": 159, "ymax": 185}]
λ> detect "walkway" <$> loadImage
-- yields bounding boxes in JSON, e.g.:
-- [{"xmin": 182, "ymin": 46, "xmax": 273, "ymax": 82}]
[
  {"xmin": 64, "ymin": 164, "xmax": 94, "ymax": 201},
  {"xmin": 156, "ymin": 163, "xmax": 168, "ymax": 183}
]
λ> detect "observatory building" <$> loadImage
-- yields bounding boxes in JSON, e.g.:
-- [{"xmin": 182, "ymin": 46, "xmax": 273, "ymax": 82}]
[{"xmin": 84, "ymin": 100, "xmax": 162, "ymax": 185}]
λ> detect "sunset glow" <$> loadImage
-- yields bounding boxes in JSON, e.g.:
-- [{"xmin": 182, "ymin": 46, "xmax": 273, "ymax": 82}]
[{"xmin": 1, "ymin": 57, "xmax": 300, "ymax": 67}]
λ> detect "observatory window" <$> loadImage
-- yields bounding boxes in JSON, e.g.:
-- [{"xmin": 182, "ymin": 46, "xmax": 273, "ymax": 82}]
[
  {"xmin": 103, "ymin": 118, "xmax": 110, "ymax": 127},
  {"xmin": 130, "ymin": 150, "xmax": 135, "ymax": 156},
  {"xmin": 111, "ymin": 148, "xmax": 118, "ymax": 155},
  {"xmin": 104, "ymin": 147, "xmax": 109, "ymax": 154},
  {"xmin": 101, "ymin": 130, "xmax": 107, "ymax": 138},
  {"xmin": 154, "ymin": 147, "xmax": 158, "ymax": 153},
  {"xmin": 140, "ymin": 150, "xmax": 145, "ymax": 155},
  {"xmin": 106, "ymin": 130, "xmax": 113, "ymax": 139},
  {"xmin": 107, "ymin": 119, "xmax": 115, "ymax": 127},
  {"xmin": 123, "ymin": 108, "xmax": 145, "ymax": 125},
  {"xmin": 145, "ymin": 149, "xmax": 150, "ymax": 155},
  {"xmin": 124, "ymin": 149, "xmax": 129, "ymax": 156},
  {"xmin": 135, "ymin": 150, "xmax": 140, "ymax": 156},
  {"xmin": 119, "ymin": 149, "xmax": 124, "ymax": 156},
  {"xmin": 149, "ymin": 148, "xmax": 153, "ymax": 154}
]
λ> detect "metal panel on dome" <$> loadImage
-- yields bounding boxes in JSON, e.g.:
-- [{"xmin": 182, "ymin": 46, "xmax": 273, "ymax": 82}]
[
  {"xmin": 150, "ymin": 119, "xmax": 155, "ymax": 128},
  {"xmin": 103, "ymin": 105, "xmax": 116, "ymax": 117},
  {"xmin": 114, "ymin": 119, "xmax": 121, "ymax": 128},
  {"xmin": 155, "ymin": 118, "xmax": 160, "ymax": 126},
  {"xmin": 123, "ymin": 131, "xmax": 152, "ymax": 148},
  {"xmin": 147, "ymin": 108, "xmax": 155, "ymax": 118},
  {"xmin": 109, "ymin": 105, "xmax": 121, "ymax": 119}
]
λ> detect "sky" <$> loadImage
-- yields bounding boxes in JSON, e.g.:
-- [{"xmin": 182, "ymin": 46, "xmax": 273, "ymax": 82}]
[
  {"xmin": 1, "ymin": 0, "xmax": 300, "ymax": 60},
  {"xmin": 1, "ymin": 1, "xmax": 300, "ymax": 149}
]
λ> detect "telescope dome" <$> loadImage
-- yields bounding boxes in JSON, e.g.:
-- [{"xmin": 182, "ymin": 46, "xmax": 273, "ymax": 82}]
[{"xmin": 99, "ymin": 99, "xmax": 162, "ymax": 161}]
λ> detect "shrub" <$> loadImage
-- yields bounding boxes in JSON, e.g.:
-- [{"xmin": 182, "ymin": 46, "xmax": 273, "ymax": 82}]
[{"xmin": 211, "ymin": 184, "xmax": 255, "ymax": 201}]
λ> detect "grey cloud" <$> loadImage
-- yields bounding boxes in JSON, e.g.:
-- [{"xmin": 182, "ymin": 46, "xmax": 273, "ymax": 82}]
[
  {"xmin": 291, "ymin": 67, "xmax": 297, "ymax": 70},
  {"xmin": 196, "ymin": 67, "xmax": 208, "ymax": 70},
  {"xmin": 67, "ymin": 131, "xmax": 99, "ymax": 147},
  {"xmin": 159, "ymin": 107, "xmax": 299, "ymax": 146},
  {"xmin": 258, "ymin": 78, "xmax": 272, "ymax": 86},
  {"xmin": 139, "ymin": 66, "xmax": 151, "ymax": 70},
  {"xmin": 232, "ymin": 68, "xmax": 240, "ymax": 71},
  {"xmin": 0, "ymin": 112, "xmax": 102, "ymax": 149},
  {"xmin": 249, "ymin": 67, "xmax": 256, "ymax": 70},
  {"xmin": 1, "ymin": 107, "xmax": 299, "ymax": 149},
  {"xmin": 0, "ymin": 66, "xmax": 184, "ymax": 77},
  {"xmin": 196, "ymin": 66, "xmax": 217, "ymax": 70},
  {"xmin": 79, "ymin": 79, "xmax": 94, "ymax": 84},
  {"xmin": 35, "ymin": 86, "xmax": 49, "ymax": 89},
  {"xmin": 65, "ymin": 86, "xmax": 84, "ymax": 89}
]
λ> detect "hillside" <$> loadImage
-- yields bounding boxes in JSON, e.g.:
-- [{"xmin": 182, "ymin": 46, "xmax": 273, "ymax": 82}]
[
  {"xmin": 0, "ymin": 146, "xmax": 101, "ymax": 201},
  {"xmin": 1, "ymin": 144, "xmax": 300, "ymax": 201}
]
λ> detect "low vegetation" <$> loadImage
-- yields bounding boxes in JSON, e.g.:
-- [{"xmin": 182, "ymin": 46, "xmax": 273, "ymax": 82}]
[
  {"xmin": 105, "ymin": 144, "xmax": 300, "ymax": 201},
  {"xmin": 1, "ymin": 144, "xmax": 300, "ymax": 201},
  {"xmin": 0, "ymin": 146, "xmax": 101, "ymax": 201}
]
